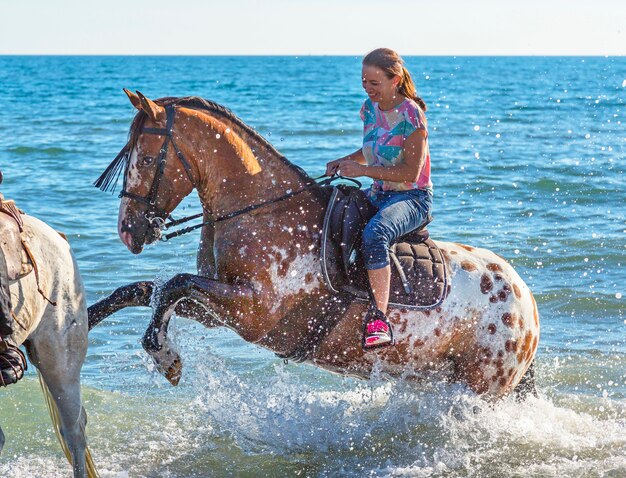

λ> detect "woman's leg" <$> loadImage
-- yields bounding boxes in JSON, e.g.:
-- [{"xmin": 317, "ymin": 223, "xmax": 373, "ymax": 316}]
[
  {"xmin": 362, "ymin": 190, "xmax": 431, "ymax": 314},
  {"xmin": 367, "ymin": 266, "xmax": 391, "ymax": 313}
]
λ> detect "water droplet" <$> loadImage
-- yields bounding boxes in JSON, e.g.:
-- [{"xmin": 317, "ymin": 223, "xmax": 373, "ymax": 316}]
[{"xmin": 473, "ymin": 125, "xmax": 480, "ymax": 131}]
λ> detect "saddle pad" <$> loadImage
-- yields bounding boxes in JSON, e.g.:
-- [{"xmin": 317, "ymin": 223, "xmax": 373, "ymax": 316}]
[{"xmin": 387, "ymin": 238, "xmax": 447, "ymax": 308}]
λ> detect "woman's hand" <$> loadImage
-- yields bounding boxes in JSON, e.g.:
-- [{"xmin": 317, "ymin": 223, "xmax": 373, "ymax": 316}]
[
  {"xmin": 337, "ymin": 160, "xmax": 364, "ymax": 178},
  {"xmin": 325, "ymin": 159, "xmax": 342, "ymax": 176}
]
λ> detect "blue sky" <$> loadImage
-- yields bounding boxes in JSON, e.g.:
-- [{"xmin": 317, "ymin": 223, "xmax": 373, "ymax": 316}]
[{"xmin": 1, "ymin": 0, "xmax": 624, "ymax": 55}]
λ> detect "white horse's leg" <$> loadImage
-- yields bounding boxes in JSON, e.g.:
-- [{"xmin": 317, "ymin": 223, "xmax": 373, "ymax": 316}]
[{"xmin": 29, "ymin": 325, "xmax": 88, "ymax": 478}]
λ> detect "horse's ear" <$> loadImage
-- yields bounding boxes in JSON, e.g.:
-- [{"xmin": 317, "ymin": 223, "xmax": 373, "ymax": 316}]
[
  {"xmin": 123, "ymin": 88, "xmax": 142, "ymax": 110},
  {"xmin": 135, "ymin": 91, "xmax": 165, "ymax": 123}
]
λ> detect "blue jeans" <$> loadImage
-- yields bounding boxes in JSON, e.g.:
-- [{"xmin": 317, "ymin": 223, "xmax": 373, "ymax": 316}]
[{"xmin": 362, "ymin": 189, "xmax": 433, "ymax": 270}]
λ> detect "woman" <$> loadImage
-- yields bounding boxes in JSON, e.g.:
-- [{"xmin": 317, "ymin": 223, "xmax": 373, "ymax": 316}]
[{"xmin": 325, "ymin": 48, "xmax": 432, "ymax": 350}]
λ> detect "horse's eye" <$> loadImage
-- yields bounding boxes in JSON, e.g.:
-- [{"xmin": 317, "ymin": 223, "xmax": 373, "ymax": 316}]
[{"xmin": 141, "ymin": 156, "xmax": 154, "ymax": 166}]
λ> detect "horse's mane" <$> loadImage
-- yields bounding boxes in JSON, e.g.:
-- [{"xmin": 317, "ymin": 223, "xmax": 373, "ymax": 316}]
[{"xmin": 95, "ymin": 96, "xmax": 313, "ymax": 193}]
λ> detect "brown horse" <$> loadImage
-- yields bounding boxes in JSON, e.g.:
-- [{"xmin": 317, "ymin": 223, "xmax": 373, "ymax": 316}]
[{"xmin": 90, "ymin": 91, "xmax": 539, "ymax": 400}]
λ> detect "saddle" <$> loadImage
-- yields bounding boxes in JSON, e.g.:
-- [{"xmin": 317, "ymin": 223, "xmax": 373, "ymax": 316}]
[
  {"xmin": 273, "ymin": 185, "xmax": 449, "ymax": 363},
  {"xmin": 0, "ymin": 195, "xmax": 33, "ymax": 281},
  {"xmin": 321, "ymin": 185, "xmax": 448, "ymax": 310}
]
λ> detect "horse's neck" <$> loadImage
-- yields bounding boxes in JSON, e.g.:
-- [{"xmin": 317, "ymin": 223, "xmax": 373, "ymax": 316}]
[{"xmin": 182, "ymin": 109, "xmax": 309, "ymax": 218}]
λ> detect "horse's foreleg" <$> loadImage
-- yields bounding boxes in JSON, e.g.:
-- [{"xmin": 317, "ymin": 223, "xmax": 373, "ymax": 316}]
[
  {"xmin": 141, "ymin": 273, "xmax": 253, "ymax": 385},
  {"xmin": 88, "ymin": 281, "xmax": 154, "ymax": 330}
]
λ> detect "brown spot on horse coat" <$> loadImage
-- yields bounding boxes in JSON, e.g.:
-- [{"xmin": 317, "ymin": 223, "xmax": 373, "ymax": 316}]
[
  {"xmin": 531, "ymin": 293, "xmax": 540, "ymax": 327},
  {"xmin": 516, "ymin": 332, "xmax": 534, "ymax": 363},
  {"xmin": 434, "ymin": 327, "xmax": 441, "ymax": 337},
  {"xmin": 487, "ymin": 323, "xmax": 497, "ymax": 334},
  {"xmin": 278, "ymin": 260, "xmax": 289, "ymax": 278},
  {"xmin": 458, "ymin": 244, "xmax": 475, "ymax": 252},
  {"xmin": 461, "ymin": 261, "xmax": 477, "ymax": 271},
  {"xmin": 305, "ymin": 273, "xmax": 314, "ymax": 284},
  {"xmin": 501, "ymin": 312, "xmax": 517, "ymax": 328},
  {"xmin": 513, "ymin": 283, "xmax": 522, "ymax": 299},
  {"xmin": 481, "ymin": 274, "xmax": 493, "ymax": 294},
  {"xmin": 486, "ymin": 263, "xmax": 503, "ymax": 272}
]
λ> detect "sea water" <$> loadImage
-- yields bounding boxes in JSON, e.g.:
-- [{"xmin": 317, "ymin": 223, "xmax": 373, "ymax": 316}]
[{"xmin": 0, "ymin": 56, "xmax": 624, "ymax": 477}]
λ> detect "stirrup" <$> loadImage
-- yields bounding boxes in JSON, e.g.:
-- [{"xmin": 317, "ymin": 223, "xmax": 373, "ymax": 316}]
[
  {"xmin": 0, "ymin": 341, "xmax": 27, "ymax": 387},
  {"xmin": 362, "ymin": 307, "xmax": 395, "ymax": 350}
]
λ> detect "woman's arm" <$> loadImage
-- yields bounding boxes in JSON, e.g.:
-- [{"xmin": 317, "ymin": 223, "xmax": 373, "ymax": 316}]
[
  {"xmin": 339, "ymin": 129, "xmax": 426, "ymax": 182},
  {"xmin": 325, "ymin": 149, "xmax": 366, "ymax": 175}
]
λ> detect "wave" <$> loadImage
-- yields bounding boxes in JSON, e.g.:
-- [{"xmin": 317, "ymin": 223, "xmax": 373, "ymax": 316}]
[{"xmin": 5, "ymin": 146, "xmax": 82, "ymax": 156}]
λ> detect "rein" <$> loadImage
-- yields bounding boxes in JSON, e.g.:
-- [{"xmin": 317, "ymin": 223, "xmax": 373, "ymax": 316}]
[{"xmin": 159, "ymin": 173, "xmax": 361, "ymax": 241}]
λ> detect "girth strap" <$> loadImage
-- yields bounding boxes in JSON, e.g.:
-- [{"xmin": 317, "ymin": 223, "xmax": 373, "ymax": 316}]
[{"xmin": 20, "ymin": 240, "xmax": 56, "ymax": 307}]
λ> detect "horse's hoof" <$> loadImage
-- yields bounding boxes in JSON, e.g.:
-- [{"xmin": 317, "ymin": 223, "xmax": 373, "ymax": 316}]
[
  {"xmin": 165, "ymin": 357, "xmax": 183, "ymax": 386},
  {"xmin": 141, "ymin": 328, "xmax": 163, "ymax": 353}
]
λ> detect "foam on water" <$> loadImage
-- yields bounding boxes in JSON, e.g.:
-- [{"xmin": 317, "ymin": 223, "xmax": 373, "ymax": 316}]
[{"xmin": 3, "ymin": 348, "xmax": 625, "ymax": 477}]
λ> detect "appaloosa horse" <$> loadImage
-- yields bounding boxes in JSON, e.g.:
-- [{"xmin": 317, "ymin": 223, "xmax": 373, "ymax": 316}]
[
  {"xmin": 0, "ymin": 196, "xmax": 97, "ymax": 477},
  {"xmin": 90, "ymin": 91, "xmax": 539, "ymax": 400}
]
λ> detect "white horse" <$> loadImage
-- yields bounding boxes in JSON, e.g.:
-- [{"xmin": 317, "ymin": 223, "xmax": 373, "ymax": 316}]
[{"xmin": 0, "ymin": 210, "xmax": 97, "ymax": 477}]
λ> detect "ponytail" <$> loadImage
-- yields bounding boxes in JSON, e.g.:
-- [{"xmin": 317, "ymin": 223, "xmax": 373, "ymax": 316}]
[{"xmin": 398, "ymin": 65, "xmax": 427, "ymax": 112}]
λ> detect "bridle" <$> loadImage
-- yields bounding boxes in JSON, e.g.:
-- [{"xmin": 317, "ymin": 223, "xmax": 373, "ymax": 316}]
[
  {"xmin": 119, "ymin": 103, "xmax": 360, "ymax": 241},
  {"xmin": 120, "ymin": 104, "xmax": 196, "ymax": 226}
]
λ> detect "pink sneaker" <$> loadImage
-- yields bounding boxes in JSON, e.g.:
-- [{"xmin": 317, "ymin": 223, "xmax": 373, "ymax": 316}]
[{"xmin": 362, "ymin": 308, "xmax": 394, "ymax": 350}]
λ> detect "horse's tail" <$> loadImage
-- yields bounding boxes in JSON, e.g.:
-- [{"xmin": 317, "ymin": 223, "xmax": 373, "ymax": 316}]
[{"xmin": 37, "ymin": 371, "xmax": 100, "ymax": 478}]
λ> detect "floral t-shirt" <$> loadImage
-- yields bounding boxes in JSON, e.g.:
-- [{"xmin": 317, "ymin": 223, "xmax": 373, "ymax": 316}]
[{"xmin": 360, "ymin": 97, "xmax": 432, "ymax": 195}]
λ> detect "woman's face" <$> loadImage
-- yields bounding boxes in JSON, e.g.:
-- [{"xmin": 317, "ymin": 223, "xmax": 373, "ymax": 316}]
[{"xmin": 362, "ymin": 65, "xmax": 399, "ymax": 104}]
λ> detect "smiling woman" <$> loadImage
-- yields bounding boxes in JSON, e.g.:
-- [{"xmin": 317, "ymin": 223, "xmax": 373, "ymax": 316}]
[{"xmin": 325, "ymin": 48, "xmax": 433, "ymax": 349}]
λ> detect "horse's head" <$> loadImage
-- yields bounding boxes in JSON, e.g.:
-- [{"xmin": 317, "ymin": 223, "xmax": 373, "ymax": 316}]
[{"xmin": 113, "ymin": 90, "xmax": 196, "ymax": 254}]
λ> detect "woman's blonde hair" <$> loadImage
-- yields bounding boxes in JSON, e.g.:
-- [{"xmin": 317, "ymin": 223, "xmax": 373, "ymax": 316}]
[{"xmin": 362, "ymin": 48, "xmax": 427, "ymax": 112}]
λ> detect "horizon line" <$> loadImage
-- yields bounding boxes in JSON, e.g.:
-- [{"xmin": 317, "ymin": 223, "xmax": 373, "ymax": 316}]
[{"xmin": 0, "ymin": 53, "xmax": 624, "ymax": 58}]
